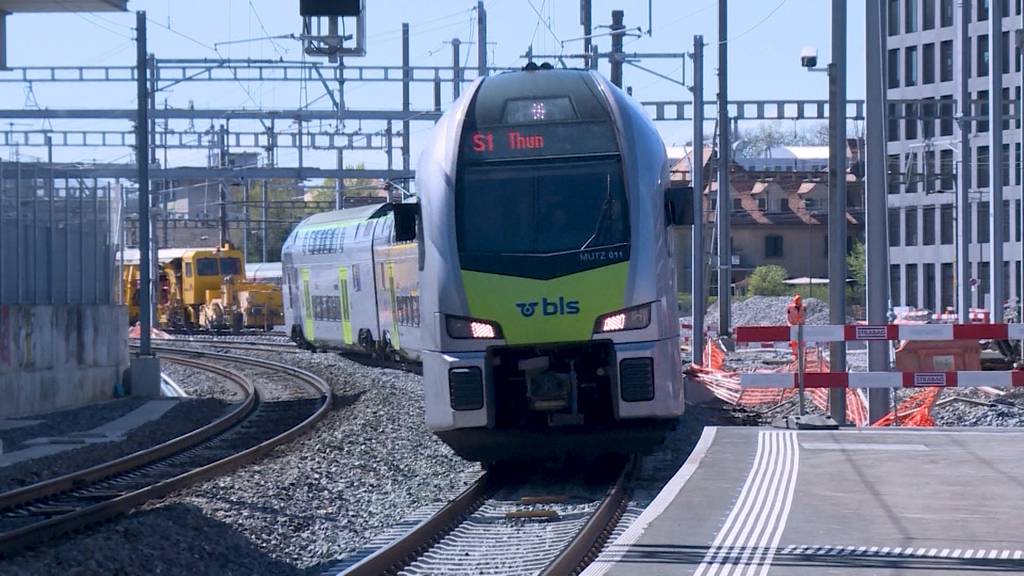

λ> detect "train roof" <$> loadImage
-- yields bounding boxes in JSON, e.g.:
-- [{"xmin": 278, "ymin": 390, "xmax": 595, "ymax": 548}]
[{"xmin": 293, "ymin": 203, "xmax": 391, "ymax": 230}]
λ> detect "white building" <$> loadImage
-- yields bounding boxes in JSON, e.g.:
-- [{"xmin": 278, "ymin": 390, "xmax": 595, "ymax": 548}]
[{"xmin": 886, "ymin": 0, "xmax": 1022, "ymax": 313}]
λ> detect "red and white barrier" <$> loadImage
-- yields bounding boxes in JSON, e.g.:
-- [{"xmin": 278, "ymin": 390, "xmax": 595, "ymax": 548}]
[
  {"xmin": 740, "ymin": 370, "xmax": 1024, "ymax": 389},
  {"xmin": 735, "ymin": 323, "xmax": 1024, "ymax": 344}
]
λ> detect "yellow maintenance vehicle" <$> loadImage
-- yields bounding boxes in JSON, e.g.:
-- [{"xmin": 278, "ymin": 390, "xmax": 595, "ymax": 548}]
[{"xmin": 121, "ymin": 245, "xmax": 284, "ymax": 331}]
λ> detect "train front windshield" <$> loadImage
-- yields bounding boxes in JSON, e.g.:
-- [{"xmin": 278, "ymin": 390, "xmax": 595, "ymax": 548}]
[
  {"xmin": 456, "ymin": 159, "xmax": 627, "ymax": 256},
  {"xmin": 196, "ymin": 257, "xmax": 242, "ymax": 276}
]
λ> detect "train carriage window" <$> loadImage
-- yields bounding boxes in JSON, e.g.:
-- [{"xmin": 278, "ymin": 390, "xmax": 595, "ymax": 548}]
[
  {"xmin": 337, "ymin": 227, "xmax": 346, "ymax": 253},
  {"xmin": 352, "ymin": 264, "xmax": 362, "ymax": 292},
  {"xmin": 362, "ymin": 221, "xmax": 373, "ymax": 238}
]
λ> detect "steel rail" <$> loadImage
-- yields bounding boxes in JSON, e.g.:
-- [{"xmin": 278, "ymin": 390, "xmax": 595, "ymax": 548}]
[
  {"xmin": 341, "ymin": 459, "xmax": 632, "ymax": 576},
  {"xmin": 0, "ymin": 349, "xmax": 331, "ymax": 557},
  {"xmin": 339, "ymin": 473, "xmax": 493, "ymax": 576},
  {"xmin": 540, "ymin": 460, "xmax": 634, "ymax": 576}
]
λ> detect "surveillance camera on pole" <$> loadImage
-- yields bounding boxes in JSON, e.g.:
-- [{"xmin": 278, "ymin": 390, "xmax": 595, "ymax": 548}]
[{"xmin": 800, "ymin": 47, "xmax": 818, "ymax": 69}]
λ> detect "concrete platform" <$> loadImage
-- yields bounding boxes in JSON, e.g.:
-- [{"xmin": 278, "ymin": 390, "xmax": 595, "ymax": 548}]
[
  {"xmin": 0, "ymin": 399, "xmax": 178, "ymax": 468},
  {"xmin": 585, "ymin": 427, "xmax": 1024, "ymax": 575}
]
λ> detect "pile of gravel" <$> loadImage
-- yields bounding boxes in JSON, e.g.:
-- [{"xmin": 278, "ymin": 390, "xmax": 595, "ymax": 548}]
[
  {"xmin": 0, "ymin": 350, "xmax": 477, "ymax": 575},
  {"xmin": 704, "ymin": 296, "xmax": 831, "ymax": 332},
  {"xmin": 933, "ymin": 388, "xmax": 1024, "ymax": 427}
]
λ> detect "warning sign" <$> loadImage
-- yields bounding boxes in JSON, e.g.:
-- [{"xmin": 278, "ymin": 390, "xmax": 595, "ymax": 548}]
[
  {"xmin": 854, "ymin": 325, "xmax": 888, "ymax": 340},
  {"xmin": 913, "ymin": 373, "xmax": 947, "ymax": 387}
]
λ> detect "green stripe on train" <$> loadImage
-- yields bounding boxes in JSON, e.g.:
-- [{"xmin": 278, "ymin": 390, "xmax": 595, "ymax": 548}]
[{"xmin": 460, "ymin": 262, "xmax": 628, "ymax": 345}]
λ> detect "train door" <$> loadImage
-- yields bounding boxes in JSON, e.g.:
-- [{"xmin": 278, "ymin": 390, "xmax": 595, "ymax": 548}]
[
  {"xmin": 301, "ymin": 267, "xmax": 314, "ymax": 342},
  {"xmin": 338, "ymin": 266, "xmax": 353, "ymax": 345}
]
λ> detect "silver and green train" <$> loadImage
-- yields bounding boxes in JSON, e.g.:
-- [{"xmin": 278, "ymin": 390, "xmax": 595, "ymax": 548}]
[{"xmin": 282, "ymin": 66, "xmax": 691, "ymax": 461}]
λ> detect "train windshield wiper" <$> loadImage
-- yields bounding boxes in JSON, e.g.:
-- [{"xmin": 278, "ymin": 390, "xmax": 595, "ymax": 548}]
[{"xmin": 580, "ymin": 175, "xmax": 614, "ymax": 251}]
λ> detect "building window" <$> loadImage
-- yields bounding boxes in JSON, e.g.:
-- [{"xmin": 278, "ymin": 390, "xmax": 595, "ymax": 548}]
[
  {"xmin": 905, "ymin": 0, "xmax": 918, "ymax": 32},
  {"xmin": 977, "ymin": 145, "xmax": 990, "ymax": 190},
  {"xmin": 891, "ymin": 264, "xmax": 902, "ymax": 306},
  {"xmin": 889, "ymin": 208, "xmax": 902, "ymax": 246},
  {"xmin": 1002, "ymin": 199, "xmax": 1011, "ymax": 241},
  {"xmin": 888, "ymin": 0, "xmax": 901, "ymax": 35},
  {"xmin": 907, "ymin": 263, "xmax": 919, "ymax": 307},
  {"xmin": 1001, "ymin": 31, "xmax": 1011, "ymax": 74},
  {"xmin": 905, "ymin": 153, "xmax": 918, "ymax": 194},
  {"xmin": 922, "ymin": 99, "xmax": 936, "ymax": 140},
  {"xmin": 1017, "ymin": 88, "xmax": 1022, "ymax": 129},
  {"xmin": 887, "ymin": 103, "xmax": 901, "ymax": 142},
  {"xmin": 977, "ymin": 90, "xmax": 989, "ymax": 133},
  {"xmin": 925, "ymin": 263, "xmax": 936, "ymax": 311},
  {"xmin": 905, "ymin": 103, "xmax": 918, "ymax": 140},
  {"xmin": 888, "ymin": 48, "xmax": 901, "ymax": 88},
  {"xmin": 939, "ymin": 95, "xmax": 954, "ymax": 135},
  {"xmin": 923, "ymin": 206, "xmax": 936, "ymax": 245},
  {"xmin": 778, "ymin": 198, "xmax": 789, "ymax": 213},
  {"xmin": 940, "ymin": 204, "xmax": 954, "ymax": 244},
  {"xmin": 888, "ymin": 154, "xmax": 902, "ymax": 193},
  {"xmin": 1002, "ymin": 87, "xmax": 1011, "ymax": 131},
  {"xmin": 979, "ymin": 261, "xmax": 990, "ymax": 308},
  {"xmin": 924, "ymin": 150, "xmax": 936, "ymax": 192},
  {"xmin": 1017, "ymin": 143, "xmax": 1022, "ymax": 186},
  {"xmin": 1001, "ymin": 143, "xmax": 1011, "ymax": 185},
  {"xmin": 922, "ymin": 43, "xmax": 935, "ymax": 84},
  {"xmin": 941, "ymin": 263, "xmax": 954, "ymax": 310},
  {"xmin": 733, "ymin": 198, "xmax": 743, "ymax": 211},
  {"xmin": 977, "ymin": 35, "xmax": 989, "ymax": 77},
  {"xmin": 940, "ymin": 40, "xmax": 954, "ymax": 81},
  {"xmin": 923, "ymin": 0, "xmax": 936, "ymax": 28},
  {"xmin": 940, "ymin": 148, "xmax": 955, "ymax": 190},
  {"xmin": 1017, "ymin": 199, "xmax": 1022, "ymax": 242},
  {"xmin": 977, "ymin": 0, "xmax": 989, "ymax": 20},
  {"xmin": 1003, "ymin": 261, "xmax": 1011, "ymax": 309},
  {"xmin": 906, "ymin": 207, "xmax": 918, "ymax": 246},
  {"xmin": 941, "ymin": 0, "xmax": 954, "ymax": 25},
  {"xmin": 765, "ymin": 235, "xmax": 784, "ymax": 258},
  {"xmin": 978, "ymin": 201, "xmax": 990, "ymax": 243},
  {"xmin": 905, "ymin": 45, "xmax": 918, "ymax": 86}
]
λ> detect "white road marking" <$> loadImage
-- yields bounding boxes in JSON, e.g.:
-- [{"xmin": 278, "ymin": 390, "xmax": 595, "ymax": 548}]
[
  {"xmin": 799, "ymin": 442, "xmax": 929, "ymax": 451},
  {"xmin": 691, "ymin": 431, "xmax": 799, "ymax": 576}
]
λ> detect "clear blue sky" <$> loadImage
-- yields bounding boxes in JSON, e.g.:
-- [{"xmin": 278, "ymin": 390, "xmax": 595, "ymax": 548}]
[{"xmin": 0, "ymin": 0, "xmax": 866, "ymax": 169}]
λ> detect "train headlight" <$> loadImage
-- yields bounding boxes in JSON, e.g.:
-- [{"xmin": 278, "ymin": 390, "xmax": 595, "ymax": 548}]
[
  {"xmin": 594, "ymin": 304, "xmax": 651, "ymax": 333},
  {"xmin": 446, "ymin": 315, "xmax": 504, "ymax": 339}
]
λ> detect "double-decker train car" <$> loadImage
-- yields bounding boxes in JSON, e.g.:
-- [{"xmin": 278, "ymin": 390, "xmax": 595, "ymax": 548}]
[
  {"xmin": 281, "ymin": 203, "xmax": 421, "ymax": 358},
  {"xmin": 284, "ymin": 66, "xmax": 691, "ymax": 461}
]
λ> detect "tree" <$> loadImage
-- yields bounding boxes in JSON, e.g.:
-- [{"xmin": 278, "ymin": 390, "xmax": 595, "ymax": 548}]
[
  {"xmin": 747, "ymin": 265, "xmax": 789, "ymax": 296},
  {"xmin": 305, "ymin": 162, "xmax": 384, "ymax": 203},
  {"xmin": 846, "ymin": 239, "xmax": 866, "ymax": 306}
]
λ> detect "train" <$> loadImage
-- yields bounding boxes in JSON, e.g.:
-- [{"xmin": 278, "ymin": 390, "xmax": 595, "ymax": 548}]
[
  {"xmin": 282, "ymin": 66, "xmax": 692, "ymax": 461},
  {"xmin": 123, "ymin": 246, "xmax": 284, "ymax": 332}
]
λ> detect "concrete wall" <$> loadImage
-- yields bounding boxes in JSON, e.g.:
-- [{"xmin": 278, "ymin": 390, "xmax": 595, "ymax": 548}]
[{"xmin": 0, "ymin": 304, "xmax": 128, "ymax": 417}]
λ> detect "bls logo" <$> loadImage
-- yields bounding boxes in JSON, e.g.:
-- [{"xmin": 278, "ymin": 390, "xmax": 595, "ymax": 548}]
[{"xmin": 516, "ymin": 297, "xmax": 580, "ymax": 318}]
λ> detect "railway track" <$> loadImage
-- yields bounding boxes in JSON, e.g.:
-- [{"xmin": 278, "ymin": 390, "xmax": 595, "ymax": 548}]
[
  {"xmin": 0, "ymin": 349, "xmax": 331, "ymax": 557},
  {"xmin": 339, "ymin": 458, "xmax": 633, "ymax": 576},
  {"xmin": 149, "ymin": 337, "xmax": 300, "ymax": 355}
]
